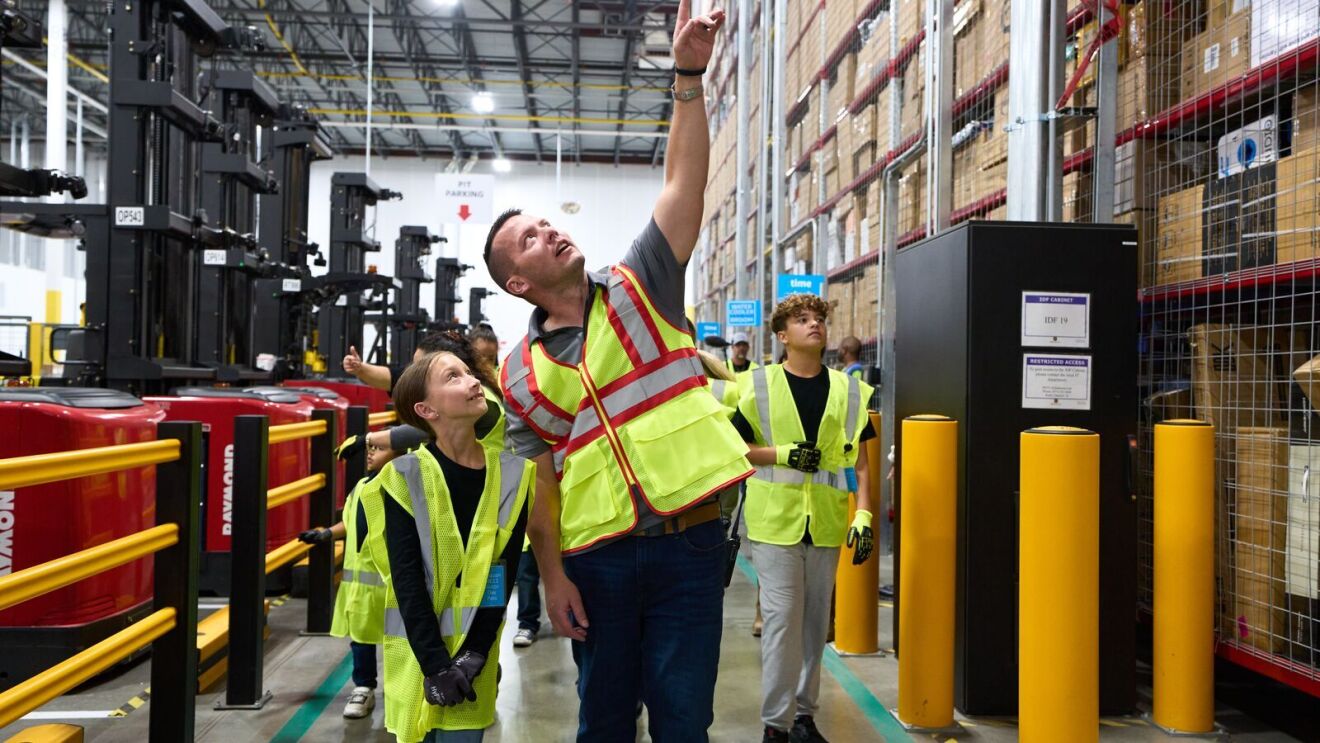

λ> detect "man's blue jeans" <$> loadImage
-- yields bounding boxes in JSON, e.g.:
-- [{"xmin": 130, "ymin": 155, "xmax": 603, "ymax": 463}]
[{"xmin": 562, "ymin": 519, "xmax": 727, "ymax": 743}]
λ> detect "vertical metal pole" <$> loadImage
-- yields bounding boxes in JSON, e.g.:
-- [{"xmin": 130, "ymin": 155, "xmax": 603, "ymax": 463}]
[
  {"xmin": 219, "ymin": 415, "xmax": 273, "ymax": 710},
  {"xmin": 815, "ymin": 20, "xmax": 828, "ymax": 276},
  {"xmin": 305, "ymin": 409, "xmax": 337, "ymax": 634},
  {"xmin": 74, "ymin": 98, "xmax": 85, "ymax": 181},
  {"xmin": 1043, "ymin": 0, "xmax": 1064, "ymax": 220},
  {"xmin": 926, "ymin": 0, "xmax": 954, "ymax": 234},
  {"xmin": 150, "ymin": 421, "xmax": 202, "ymax": 743},
  {"xmin": 1091, "ymin": 2, "xmax": 1118, "ymax": 223},
  {"xmin": 756, "ymin": 3, "xmax": 770, "ymax": 362},
  {"xmin": 770, "ymin": 0, "xmax": 787, "ymax": 357},
  {"xmin": 365, "ymin": 1, "xmax": 375, "ymax": 176},
  {"xmin": 344, "ymin": 406, "xmax": 370, "ymax": 499},
  {"xmin": 878, "ymin": 3, "xmax": 906, "ymax": 563},
  {"xmin": 734, "ymin": 0, "xmax": 750, "ymax": 304},
  {"xmin": 1006, "ymin": 0, "xmax": 1050, "ymax": 220}
]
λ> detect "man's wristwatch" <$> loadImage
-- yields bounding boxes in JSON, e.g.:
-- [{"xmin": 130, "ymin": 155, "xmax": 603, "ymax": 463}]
[{"xmin": 671, "ymin": 83, "xmax": 704, "ymax": 102}]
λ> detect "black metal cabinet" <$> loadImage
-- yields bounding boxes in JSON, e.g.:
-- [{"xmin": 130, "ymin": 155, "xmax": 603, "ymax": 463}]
[{"xmin": 895, "ymin": 221, "xmax": 1138, "ymax": 716}]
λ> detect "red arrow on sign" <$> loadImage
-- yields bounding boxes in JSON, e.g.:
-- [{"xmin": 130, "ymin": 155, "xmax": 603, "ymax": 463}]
[{"xmin": 458, "ymin": 204, "xmax": 472, "ymax": 221}]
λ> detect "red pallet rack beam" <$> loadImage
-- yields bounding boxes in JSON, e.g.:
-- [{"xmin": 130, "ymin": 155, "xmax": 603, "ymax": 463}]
[
  {"xmin": 951, "ymin": 188, "xmax": 1008, "ymax": 222},
  {"xmin": 811, "ymin": 132, "xmax": 924, "ymax": 218},
  {"xmin": 827, "ymin": 249, "xmax": 880, "ymax": 280},
  {"xmin": 1141, "ymin": 256, "xmax": 1320, "ymax": 304},
  {"xmin": 1066, "ymin": 4, "xmax": 1092, "ymax": 35},
  {"xmin": 951, "ymin": 62, "xmax": 1009, "ymax": 117},
  {"xmin": 1216, "ymin": 642, "xmax": 1320, "ymax": 699}
]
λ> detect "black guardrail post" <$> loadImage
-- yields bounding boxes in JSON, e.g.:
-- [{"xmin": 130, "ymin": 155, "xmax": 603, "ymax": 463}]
[
  {"xmin": 305, "ymin": 408, "xmax": 337, "ymax": 635},
  {"xmin": 343, "ymin": 405, "xmax": 369, "ymax": 504},
  {"xmin": 217, "ymin": 415, "xmax": 272, "ymax": 709},
  {"xmin": 151, "ymin": 420, "xmax": 203, "ymax": 743}
]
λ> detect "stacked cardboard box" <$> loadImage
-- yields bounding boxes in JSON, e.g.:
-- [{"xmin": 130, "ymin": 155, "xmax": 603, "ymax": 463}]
[
  {"xmin": 1234, "ymin": 427, "xmax": 1289, "ymax": 654},
  {"xmin": 855, "ymin": 13, "xmax": 890, "ymax": 88},
  {"xmin": 1189, "ymin": 324, "xmax": 1289, "ymax": 432},
  {"xmin": 895, "ymin": 0, "xmax": 924, "ymax": 47},
  {"xmin": 856, "ymin": 265, "xmax": 879, "ymax": 338},
  {"xmin": 953, "ymin": 0, "xmax": 984, "ymax": 98},
  {"xmin": 898, "ymin": 43, "xmax": 925, "ymax": 142},
  {"xmin": 1194, "ymin": 7, "xmax": 1251, "ymax": 92},
  {"xmin": 1155, "ymin": 185, "xmax": 1207, "ymax": 285},
  {"xmin": 1296, "ymin": 83, "xmax": 1319, "ymax": 153},
  {"xmin": 1275, "ymin": 146, "xmax": 1320, "ymax": 265},
  {"xmin": 897, "ymin": 157, "xmax": 927, "ymax": 236}
]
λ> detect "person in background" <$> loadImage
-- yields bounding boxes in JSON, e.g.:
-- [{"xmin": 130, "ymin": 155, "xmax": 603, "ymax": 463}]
[
  {"xmin": 363, "ymin": 351, "xmax": 535, "ymax": 743},
  {"xmin": 728, "ymin": 331, "xmax": 759, "ymax": 374},
  {"xmin": 468, "ymin": 324, "xmax": 501, "ymax": 376},
  {"xmin": 734, "ymin": 294, "xmax": 876, "ymax": 743},
  {"xmin": 838, "ymin": 336, "xmax": 864, "ymax": 380},
  {"xmin": 299, "ymin": 439, "xmax": 400, "ymax": 719}
]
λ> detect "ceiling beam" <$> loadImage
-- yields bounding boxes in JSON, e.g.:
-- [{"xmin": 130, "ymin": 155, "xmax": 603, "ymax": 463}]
[{"xmin": 511, "ymin": 0, "xmax": 544, "ymax": 162}]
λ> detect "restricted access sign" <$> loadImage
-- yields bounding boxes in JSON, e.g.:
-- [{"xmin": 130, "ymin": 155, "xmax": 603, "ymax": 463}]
[
  {"xmin": 1022, "ymin": 354, "xmax": 1092, "ymax": 410},
  {"xmin": 436, "ymin": 173, "xmax": 494, "ymax": 224}
]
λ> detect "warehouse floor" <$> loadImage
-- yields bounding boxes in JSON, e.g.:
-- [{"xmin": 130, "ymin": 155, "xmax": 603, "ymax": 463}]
[{"xmin": 0, "ymin": 554, "xmax": 1308, "ymax": 742}]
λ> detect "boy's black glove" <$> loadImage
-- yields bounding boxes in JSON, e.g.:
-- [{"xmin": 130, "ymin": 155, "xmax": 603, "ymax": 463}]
[
  {"xmin": 297, "ymin": 528, "xmax": 334, "ymax": 544},
  {"xmin": 335, "ymin": 434, "xmax": 365, "ymax": 461},
  {"xmin": 776, "ymin": 442, "xmax": 821, "ymax": 473}
]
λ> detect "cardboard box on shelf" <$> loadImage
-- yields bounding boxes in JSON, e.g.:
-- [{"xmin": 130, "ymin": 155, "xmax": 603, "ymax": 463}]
[
  {"xmin": 953, "ymin": 141, "xmax": 979, "ymax": 209},
  {"xmin": 897, "ymin": 158, "xmax": 927, "ymax": 236},
  {"xmin": 979, "ymin": 89, "xmax": 1010, "ymax": 170},
  {"xmin": 1251, "ymin": 0, "xmax": 1320, "ymax": 69},
  {"xmin": 1209, "ymin": 0, "xmax": 1252, "ymax": 26},
  {"xmin": 1188, "ymin": 324, "xmax": 1288, "ymax": 431},
  {"xmin": 1155, "ymin": 185, "xmax": 1206, "ymax": 284},
  {"xmin": 1295, "ymin": 83, "xmax": 1319, "ymax": 153},
  {"xmin": 1275, "ymin": 145, "xmax": 1320, "ymax": 265},
  {"xmin": 1116, "ymin": 140, "xmax": 1214, "ymax": 215},
  {"xmin": 852, "ymin": 102, "xmax": 876, "ymax": 150},
  {"xmin": 821, "ymin": 136, "xmax": 839, "ymax": 174},
  {"xmin": 1234, "ymin": 540, "xmax": 1289, "ymax": 654},
  {"xmin": 1217, "ymin": 116, "xmax": 1279, "ymax": 178},
  {"xmin": 978, "ymin": 0, "xmax": 1011, "ymax": 70},
  {"xmin": 1118, "ymin": 54, "xmax": 1181, "ymax": 128},
  {"xmin": 896, "ymin": 0, "xmax": 925, "ymax": 46},
  {"xmin": 1206, "ymin": 163, "xmax": 1274, "ymax": 270},
  {"xmin": 1235, "ymin": 427, "xmax": 1290, "ymax": 551},
  {"xmin": 1062, "ymin": 170, "xmax": 1094, "ymax": 222},
  {"xmin": 825, "ymin": 0, "xmax": 859, "ymax": 49},
  {"xmin": 1285, "ymin": 444, "xmax": 1320, "ymax": 646},
  {"xmin": 825, "ymin": 166, "xmax": 842, "ymax": 201},
  {"xmin": 855, "ymin": 14, "xmax": 890, "ymax": 86},
  {"xmin": 831, "ymin": 53, "xmax": 858, "ymax": 114},
  {"xmin": 975, "ymin": 158, "xmax": 1008, "ymax": 202},
  {"xmin": 953, "ymin": 0, "xmax": 983, "ymax": 98},
  {"xmin": 1195, "ymin": 10, "xmax": 1252, "ymax": 90}
]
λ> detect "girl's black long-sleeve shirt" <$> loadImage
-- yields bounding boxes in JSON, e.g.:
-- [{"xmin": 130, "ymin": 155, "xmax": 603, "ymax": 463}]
[{"xmin": 383, "ymin": 443, "xmax": 528, "ymax": 676}]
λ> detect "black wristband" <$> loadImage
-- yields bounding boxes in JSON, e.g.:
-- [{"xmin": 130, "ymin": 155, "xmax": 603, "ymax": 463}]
[{"xmin": 675, "ymin": 66, "xmax": 706, "ymax": 77}]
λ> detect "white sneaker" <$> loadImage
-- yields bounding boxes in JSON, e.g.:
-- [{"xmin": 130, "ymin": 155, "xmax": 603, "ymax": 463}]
[
  {"xmin": 513, "ymin": 628, "xmax": 536, "ymax": 647},
  {"xmin": 343, "ymin": 686, "xmax": 375, "ymax": 719}
]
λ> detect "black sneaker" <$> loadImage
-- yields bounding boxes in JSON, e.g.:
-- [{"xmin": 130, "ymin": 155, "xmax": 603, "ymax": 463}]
[
  {"xmin": 791, "ymin": 715, "xmax": 829, "ymax": 743},
  {"xmin": 762, "ymin": 725, "xmax": 791, "ymax": 742}
]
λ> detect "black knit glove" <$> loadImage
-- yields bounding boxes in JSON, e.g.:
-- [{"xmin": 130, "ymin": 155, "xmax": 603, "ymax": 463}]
[
  {"xmin": 423, "ymin": 666, "xmax": 476, "ymax": 707},
  {"xmin": 297, "ymin": 528, "xmax": 334, "ymax": 545}
]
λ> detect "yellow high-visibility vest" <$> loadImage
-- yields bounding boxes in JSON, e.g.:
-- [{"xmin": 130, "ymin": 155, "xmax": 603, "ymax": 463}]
[
  {"xmin": 737, "ymin": 364, "xmax": 870, "ymax": 547},
  {"xmin": 330, "ymin": 476, "xmax": 386, "ymax": 644},
  {"xmin": 502, "ymin": 265, "xmax": 752, "ymax": 553}
]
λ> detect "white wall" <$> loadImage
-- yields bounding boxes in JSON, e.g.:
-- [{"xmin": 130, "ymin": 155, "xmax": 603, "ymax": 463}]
[{"xmin": 308, "ymin": 156, "xmax": 667, "ymax": 362}]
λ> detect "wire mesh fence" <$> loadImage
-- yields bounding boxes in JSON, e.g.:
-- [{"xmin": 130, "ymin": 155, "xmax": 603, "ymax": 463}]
[{"xmin": 698, "ymin": 0, "xmax": 1320, "ymax": 695}]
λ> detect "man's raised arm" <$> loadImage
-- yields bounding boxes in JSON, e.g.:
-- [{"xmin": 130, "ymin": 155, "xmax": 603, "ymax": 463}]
[{"xmin": 653, "ymin": 0, "xmax": 726, "ymax": 266}]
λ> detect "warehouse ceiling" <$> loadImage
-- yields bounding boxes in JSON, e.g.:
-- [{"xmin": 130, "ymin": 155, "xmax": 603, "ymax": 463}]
[{"xmin": 2, "ymin": 0, "xmax": 684, "ymax": 165}]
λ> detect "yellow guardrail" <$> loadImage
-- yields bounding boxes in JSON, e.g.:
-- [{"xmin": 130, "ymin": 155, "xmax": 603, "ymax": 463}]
[
  {"xmin": 0, "ymin": 524, "xmax": 178, "ymax": 612},
  {"xmin": 266, "ymin": 473, "xmax": 327, "ymax": 510},
  {"xmin": 267, "ymin": 419, "xmax": 328, "ymax": 444},
  {"xmin": 0, "ymin": 439, "xmax": 180, "ymax": 491},
  {"xmin": 264, "ymin": 538, "xmax": 314, "ymax": 575},
  {"xmin": 368, "ymin": 411, "xmax": 397, "ymax": 427},
  {"xmin": 0, "ymin": 608, "xmax": 176, "ymax": 728}
]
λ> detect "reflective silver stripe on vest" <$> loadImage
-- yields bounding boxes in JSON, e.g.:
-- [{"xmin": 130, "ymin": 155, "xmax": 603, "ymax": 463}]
[
  {"xmin": 498, "ymin": 452, "xmax": 524, "ymax": 527},
  {"xmin": 709, "ymin": 379, "xmax": 726, "ymax": 402},
  {"xmin": 751, "ymin": 366, "xmax": 774, "ymax": 446},
  {"xmin": 843, "ymin": 375, "xmax": 862, "ymax": 444},
  {"xmin": 504, "ymin": 345, "xmax": 574, "ymax": 441},
  {"xmin": 597, "ymin": 353, "xmax": 703, "ymax": 420},
  {"xmin": 392, "ymin": 454, "xmax": 436, "ymax": 593},
  {"xmin": 383, "ymin": 605, "xmax": 479, "ymax": 640},
  {"xmin": 607, "ymin": 272, "xmax": 663, "ymax": 364},
  {"xmin": 344, "ymin": 569, "xmax": 384, "ymax": 587},
  {"xmin": 751, "ymin": 465, "xmax": 847, "ymax": 490}
]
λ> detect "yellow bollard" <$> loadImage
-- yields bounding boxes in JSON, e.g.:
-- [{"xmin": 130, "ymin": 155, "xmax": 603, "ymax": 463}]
[
  {"xmin": 1020, "ymin": 426, "xmax": 1099, "ymax": 743},
  {"xmin": 1153, "ymin": 420, "xmax": 1217, "ymax": 734},
  {"xmin": 834, "ymin": 411, "xmax": 881, "ymax": 654},
  {"xmin": 896, "ymin": 415, "xmax": 958, "ymax": 730}
]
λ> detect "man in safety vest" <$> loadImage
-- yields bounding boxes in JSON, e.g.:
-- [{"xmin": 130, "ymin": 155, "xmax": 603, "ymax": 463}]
[
  {"xmin": 728, "ymin": 331, "xmax": 759, "ymax": 374},
  {"xmin": 838, "ymin": 335, "xmax": 864, "ymax": 381},
  {"xmin": 482, "ymin": 4, "xmax": 752, "ymax": 739},
  {"xmin": 732, "ymin": 294, "xmax": 875, "ymax": 743}
]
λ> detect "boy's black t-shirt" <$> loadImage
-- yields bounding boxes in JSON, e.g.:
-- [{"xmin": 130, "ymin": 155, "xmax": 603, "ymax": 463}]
[{"xmin": 732, "ymin": 366, "xmax": 875, "ymax": 445}]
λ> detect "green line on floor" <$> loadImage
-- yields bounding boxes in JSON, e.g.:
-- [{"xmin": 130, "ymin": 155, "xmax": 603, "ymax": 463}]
[
  {"xmin": 269, "ymin": 651, "xmax": 354, "ymax": 743},
  {"xmin": 735, "ymin": 555, "xmax": 912, "ymax": 741}
]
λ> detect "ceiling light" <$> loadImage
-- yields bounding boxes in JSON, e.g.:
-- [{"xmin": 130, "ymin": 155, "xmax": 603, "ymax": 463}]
[
  {"xmin": 493, "ymin": 158, "xmax": 512, "ymax": 173},
  {"xmin": 435, "ymin": 0, "xmax": 460, "ymax": 6},
  {"xmin": 472, "ymin": 93, "xmax": 495, "ymax": 114}
]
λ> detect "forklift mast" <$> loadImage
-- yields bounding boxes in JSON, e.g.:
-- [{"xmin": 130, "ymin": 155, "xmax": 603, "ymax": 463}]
[
  {"xmin": 432, "ymin": 257, "xmax": 471, "ymax": 331},
  {"xmin": 252, "ymin": 107, "xmax": 334, "ymax": 379},
  {"xmin": 319, "ymin": 172, "xmax": 401, "ymax": 376},
  {"xmin": 194, "ymin": 70, "xmax": 280, "ymax": 381},
  {"xmin": 389, "ymin": 226, "xmax": 440, "ymax": 363}
]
